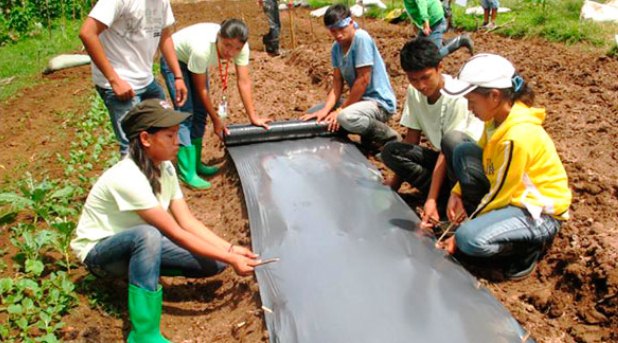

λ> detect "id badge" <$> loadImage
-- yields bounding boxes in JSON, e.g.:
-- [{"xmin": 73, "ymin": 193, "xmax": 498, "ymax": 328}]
[{"xmin": 217, "ymin": 97, "xmax": 228, "ymax": 119}]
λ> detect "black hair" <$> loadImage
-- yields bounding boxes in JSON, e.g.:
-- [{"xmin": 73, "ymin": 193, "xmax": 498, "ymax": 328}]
[
  {"xmin": 219, "ymin": 19, "xmax": 249, "ymax": 43},
  {"xmin": 473, "ymin": 72, "xmax": 536, "ymax": 107},
  {"xmin": 324, "ymin": 4, "xmax": 351, "ymax": 27},
  {"xmin": 400, "ymin": 38, "xmax": 442, "ymax": 72},
  {"xmin": 128, "ymin": 127, "xmax": 164, "ymax": 195}
]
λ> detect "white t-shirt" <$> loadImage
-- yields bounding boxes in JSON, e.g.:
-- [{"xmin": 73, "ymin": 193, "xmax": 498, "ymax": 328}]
[
  {"xmin": 89, "ymin": 0, "xmax": 175, "ymax": 89},
  {"xmin": 71, "ymin": 159, "xmax": 183, "ymax": 262},
  {"xmin": 173, "ymin": 23, "xmax": 250, "ymax": 75},
  {"xmin": 400, "ymin": 75, "xmax": 483, "ymax": 150}
]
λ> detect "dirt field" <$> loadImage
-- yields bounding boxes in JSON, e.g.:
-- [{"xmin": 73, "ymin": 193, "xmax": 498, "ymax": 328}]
[{"xmin": 0, "ymin": 1, "xmax": 617, "ymax": 342}]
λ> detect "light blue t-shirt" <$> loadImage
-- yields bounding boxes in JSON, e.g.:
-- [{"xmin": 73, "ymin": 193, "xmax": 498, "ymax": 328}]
[{"xmin": 331, "ymin": 29, "xmax": 396, "ymax": 114}]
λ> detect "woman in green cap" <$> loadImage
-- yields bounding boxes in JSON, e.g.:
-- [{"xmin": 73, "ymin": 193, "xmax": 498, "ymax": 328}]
[{"xmin": 71, "ymin": 99, "xmax": 260, "ymax": 342}]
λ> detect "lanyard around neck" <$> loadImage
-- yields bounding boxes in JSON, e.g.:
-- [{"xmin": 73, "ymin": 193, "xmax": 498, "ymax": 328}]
[{"xmin": 217, "ymin": 50, "xmax": 230, "ymax": 93}]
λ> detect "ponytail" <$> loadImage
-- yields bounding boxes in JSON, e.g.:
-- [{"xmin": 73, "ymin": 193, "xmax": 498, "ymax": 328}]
[
  {"xmin": 474, "ymin": 73, "xmax": 536, "ymax": 107},
  {"xmin": 503, "ymin": 72, "xmax": 535, "ymax": 106},
  {"xmin": 128, "ymin": 129, "xmax": 162, "ymax": 195}
]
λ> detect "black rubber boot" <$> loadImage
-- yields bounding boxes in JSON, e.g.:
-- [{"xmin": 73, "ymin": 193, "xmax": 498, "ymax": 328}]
[
  {"xmin": 262, "ymin": 35, "xmax": 280, "ymax": 56},
  {"xmin": 443, "ymin": 34, "xmax": 474, "ymax": 55}
]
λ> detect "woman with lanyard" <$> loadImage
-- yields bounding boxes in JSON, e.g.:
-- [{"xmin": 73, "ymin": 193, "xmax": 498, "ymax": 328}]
[
  {"xmin": 71, "ymin": 99, "xmax": 260, "ymax": 342},
  {"xmin": 161, "ymin": 19, "xmax": 271, "ymax": 189}
]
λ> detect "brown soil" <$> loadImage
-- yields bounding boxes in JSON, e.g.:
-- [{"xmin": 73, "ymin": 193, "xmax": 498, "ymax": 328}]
[{"xmin": 1, "ymin": 1, "xmax": 617, "ymax": 342}]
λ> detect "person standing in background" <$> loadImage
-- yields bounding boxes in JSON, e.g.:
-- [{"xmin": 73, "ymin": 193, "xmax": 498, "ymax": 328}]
[
  {"xmin": 259, "ymin": 0, "xmax": 282, "ymax": 56},
  {"xmin": 403, "ymin": 0, "xmax": 474, "ymax": 57},
  {"xmin": 79, "ymin": 0, "xmax": 187, "ymax": 156}
]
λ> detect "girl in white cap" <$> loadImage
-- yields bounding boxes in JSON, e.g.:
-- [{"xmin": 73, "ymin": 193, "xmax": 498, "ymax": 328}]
[
  {"xmin": 439, "ymin": 54, "xmax": 571, "ymax": 280},
  {"xmin": 71, "ymin": 99, "xmax": 260, "ymax": 342}
]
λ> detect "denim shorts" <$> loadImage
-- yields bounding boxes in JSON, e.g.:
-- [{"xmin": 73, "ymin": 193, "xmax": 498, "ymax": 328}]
[{"xmin": 481, "ymin": 0, "xmax": 500, "ymax": 9}]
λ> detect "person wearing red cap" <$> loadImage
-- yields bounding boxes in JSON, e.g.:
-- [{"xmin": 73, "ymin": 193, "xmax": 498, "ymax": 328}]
[
  {"xmin": 71, "ymin": 99, "xmax": 260, "ymax": 342},
  {"xmin": 438, "ymin": 54, "xmax": 571, "ymax": 280}
]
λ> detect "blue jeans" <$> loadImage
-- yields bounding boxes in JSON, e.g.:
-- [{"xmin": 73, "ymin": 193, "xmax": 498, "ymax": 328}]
[
  {"xmin": 481, "ymin": 0, "xmax": 500, "ymax": 9},
  {"xmin": 262, "ymin": 0, "xmax": 281, "ymax": 52},
  {"xmin": 451, "ymin": 142, "xmax": 490, "ymax": 215},
  {"xmin": 451, "ymin": 142, "xmax": 561, "ymax": 259},
  {"xmin": 455, "ymin": 206, "xmax": 561, "ymax": 258},
  {"xmin": 419, "ymin": 17, "xmax": 448, "ymax": 56},
  {"xmin": 84, "ymin": 225, "xmax": 226, "ymax": 291},
  {"xmin": 160, "ymin": 58, "xmax": 209, "ymax": 147},
  {"xmin": 96, "ymin": 80, "xmax": 166, "ymax": 155}
]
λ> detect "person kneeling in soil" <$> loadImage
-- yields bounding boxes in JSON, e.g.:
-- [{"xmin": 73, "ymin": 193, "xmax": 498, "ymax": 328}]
[
  {"xmin": 437, "ymin": 54, "xmax": 571, "ymax": 280},
  {"xmin": 403, "ymin": 0, "xmax": 474, "ymax": 57},
  {"xmin": 301, "ymin": 4, "xmax": 399, "ymax": 151},
  {"xmin": 71, "ymin": 99, "xmax": 260, "ymax": 342},
  {"xmin": 160, "ymin": 19, "xmax": 271, "ymax": 189},
  {"xmin": 381, "ymin": 38, "xmax": 483, "ymax": 230}
]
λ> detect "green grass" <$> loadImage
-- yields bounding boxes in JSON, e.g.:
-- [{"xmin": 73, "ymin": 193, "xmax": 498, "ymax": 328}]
[
  {"xmin": 452, "ymin": 0, "xmax": 618, "ymax": 49},
  {"xmin": 307, "ymin": 0, "xmax": 351, "ymax": 7},
  {"xmin": 306, "ymin": 0, "xmax": 618, "ymax": 54},
  {"xmin": 0, "ymin": 19, "xmax": 83, "ymax": 101}
]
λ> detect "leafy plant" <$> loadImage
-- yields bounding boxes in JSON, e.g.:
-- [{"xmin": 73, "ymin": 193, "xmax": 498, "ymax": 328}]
[
  {"xmin": 0, "ymin": 272, "xmax": 77, "ymax": 342},
  {"xmin": 10, "ymin": 229, "xmax": 56, "ymax": 271},
  {"xmin": 0, "ymin": 0, "xmax": 93, "ymax": 45},
  {"xmin": 49, "ymin": 218, "xmax": 77, "ymax": 271},
  {"xmin": 0, "ymin": 174, "xmax": 76, "ymax": 223}
]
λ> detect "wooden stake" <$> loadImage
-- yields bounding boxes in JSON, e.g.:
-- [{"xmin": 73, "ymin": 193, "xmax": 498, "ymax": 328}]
[
  {"xmin": 361, "ymin": 0, "xmax": 366, "ymax": 29},
  {"xmin": 289, "ymin": 1, "xmax": 297, "ymax": 49},
  {"xmin": 309, "ymin": 14, "xmax": 315, "ymax": 42},
  {"xmin": 435, "ymin": 220, "xmax": 458, "ymax": 244}
]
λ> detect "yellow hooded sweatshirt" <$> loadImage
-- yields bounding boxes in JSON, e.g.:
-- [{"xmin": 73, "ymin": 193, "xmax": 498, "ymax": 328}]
[{"xmin": 452, "ymin": 101, "xmax": 571, "ymax": 220}]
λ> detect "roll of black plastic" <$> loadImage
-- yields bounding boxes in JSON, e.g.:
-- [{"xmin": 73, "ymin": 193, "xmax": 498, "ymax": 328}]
[{"xmin": 224, "ymin": 120, "xmax": 333, "ymax": 146}]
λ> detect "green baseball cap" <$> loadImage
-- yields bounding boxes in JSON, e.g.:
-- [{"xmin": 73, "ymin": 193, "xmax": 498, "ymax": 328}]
[{"xmin": 121, "ymin": 99, "xmax": 189, "ymax": 140}]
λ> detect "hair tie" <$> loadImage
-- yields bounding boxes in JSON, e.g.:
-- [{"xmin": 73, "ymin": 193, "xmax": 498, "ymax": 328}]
[{"xmin": 512, "ymin": 74, "xmax": 524, "ymax": 93}]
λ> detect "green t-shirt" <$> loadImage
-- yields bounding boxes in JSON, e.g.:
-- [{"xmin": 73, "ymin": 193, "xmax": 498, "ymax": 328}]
[
  {"xmin": 71, "ymin": 159, "xmax": 183, "ymax": 262},
  {"xmin": 403, "ymin": 0, "xmax": 445, "ymax": 28}
]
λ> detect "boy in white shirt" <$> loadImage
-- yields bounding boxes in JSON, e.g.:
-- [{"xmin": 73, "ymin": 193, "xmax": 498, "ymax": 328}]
[
  {"xmin": 382, "ymin": 38, "xmax": 483, "ymax": 229},
  {"xmin": 79, "ymin": 0, "xmax": 187, "ymax": 155}
]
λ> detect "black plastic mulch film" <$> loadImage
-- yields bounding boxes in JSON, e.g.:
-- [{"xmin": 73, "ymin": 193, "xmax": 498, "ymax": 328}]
[{"xmin": 225, "ymin": 121, "xmax": 533, "ymax": 343}]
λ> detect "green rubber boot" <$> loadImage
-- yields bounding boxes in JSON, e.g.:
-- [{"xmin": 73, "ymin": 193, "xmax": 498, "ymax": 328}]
[
  {"xmin": 192, "ymin": 138, "xmax": 219, "ymax": 176},
  {"xmin": 127, "ymin": 284, "xmax": 170, "ymax": 343},
  {"xmin": 177, "ymin": 145, "xmax": 211, "ymax": 189}
]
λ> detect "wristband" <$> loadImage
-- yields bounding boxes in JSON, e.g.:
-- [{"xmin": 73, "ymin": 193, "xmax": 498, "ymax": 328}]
[{"xmin": 174, "ymin": 76, "xmax": 183, "ymax": 80}]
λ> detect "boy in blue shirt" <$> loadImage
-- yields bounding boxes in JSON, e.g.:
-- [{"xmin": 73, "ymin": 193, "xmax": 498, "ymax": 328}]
[{"xmin": 302, "ymin": 4, "xmax": 399, "ymax": 149}]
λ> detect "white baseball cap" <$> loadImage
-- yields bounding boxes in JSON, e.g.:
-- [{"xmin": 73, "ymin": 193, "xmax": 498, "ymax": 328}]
[{"xmin": 442, "ymin": 53, "xmax": 516, "ymax": 97}]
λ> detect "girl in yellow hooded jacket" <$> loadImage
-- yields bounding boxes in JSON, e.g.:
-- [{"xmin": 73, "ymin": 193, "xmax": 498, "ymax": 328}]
[{"xmin": 439, "ymin": 54, "xmax": 571, "ymax": 280}]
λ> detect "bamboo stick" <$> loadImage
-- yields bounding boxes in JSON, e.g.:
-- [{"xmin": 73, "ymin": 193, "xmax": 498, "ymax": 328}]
[{"xmin": 289, "ymin": 1, "xmax": 297, "ymax": 49}]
